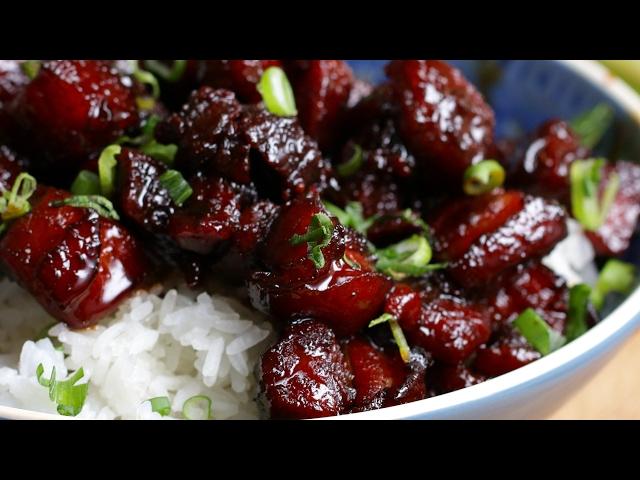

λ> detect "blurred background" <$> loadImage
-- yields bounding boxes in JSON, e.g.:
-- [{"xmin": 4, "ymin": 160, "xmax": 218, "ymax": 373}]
[{"xmin": 550, "ymin": 60, "xmax": 640, "ymax": 419}]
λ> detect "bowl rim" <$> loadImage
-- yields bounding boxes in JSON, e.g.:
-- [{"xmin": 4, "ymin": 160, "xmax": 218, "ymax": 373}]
[
  {"xmin": 2, "ymin": 60, "xmax": 640, "ymax": 421},
  {"xmin": 339, "ymin": 60, "xmax": 640, "ymax": 420}
]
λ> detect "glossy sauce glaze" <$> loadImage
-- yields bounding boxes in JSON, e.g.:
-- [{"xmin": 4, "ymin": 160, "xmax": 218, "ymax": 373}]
[{"xmin": 0, "ymin": 59, "xmax": 638, "ymax": 419}]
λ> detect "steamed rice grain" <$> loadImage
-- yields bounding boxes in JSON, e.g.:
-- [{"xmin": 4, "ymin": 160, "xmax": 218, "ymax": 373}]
[{"xmin": 0, "ymin": 280, "xmax": 274, "ymax": 419}]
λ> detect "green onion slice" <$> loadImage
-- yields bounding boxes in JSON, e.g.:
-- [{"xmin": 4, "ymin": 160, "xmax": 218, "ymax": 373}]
[
  {"xmin": 141, "ymin": 141, "xmax": 178, "ymax": 166},
  {"xmin": 375, "ymin": 234, "xmax": 444, "ymax": 280},
  {"xmin": 21, "ymin": 60, "xmax": 41, "ymax": 79},
  {"xmin": 570, "ymin": 158, "xmax": 619, "ymax": 231},
  {"xmin": 290, "ymin": 213, "xmax": 334, "ymax": 269},
  {"xmin": 513, "ymin": 308, "xmax": 566, "ymax": 356},
  {"xmin": 116, "ymin": 116, "xmax": 177, "ymax": 165},
  {"xmin": 143, "ymin": 60, "xmax": 187, "ymax": 83},
  {"xmin": 136, "ymin": 97, "xmax": 156, "ymax": 112},
  {"xmin": 36, "ymin": 363, "xmax": 88, "ymax": 417},
  {"xmin": 129, "ymin": 60, "xmax": 160, "ymax": 99},
  {"xmin": 49, "ymin": 195, "xmax": 120, "ymax": 221},
  {"xmin": 158, "ymin": 170, "xmax": 193, "ymax": 207},
  {"xmin": 182, "ymin": 395, "xmax": 212, "ymax": 420},
  {"xmin": 0, "ymin": 172, "xmax": 37, "ymax": 223},
  {"xmin": 148, "ymin": 396, "xmax": 172, "ymax": 416},
  {"xmin": 570, "ymin": 103, "xmax": 614, "ymax": 150},
  {"xmin": 337, "ymin": 145, "xmax": 364, "ymax": 177},
  {"xmin": 71, "ymin": 170, "xmax": 100, "ymax": 196},
  {"xmin": 323, "ymin": 200, "xmax": 377, "ymax": 235},
  {"xmin": 591, "ymin": 259, "xmax": 636, "ymax": 310},
  {"xmin": 257, "ymin": 66, "xmax": 297, "ymax": 117},
  {"xmin": 368, "ymin": 313, "xmax": 411, "ymax": 363},
  {"xmin": 463, "ymin": 160, "xmax": 506, "ymax": 195},
  {"xmin": 565, "ymin": 284, "xmax": 592, "ymax": 342},
  {"xmin": 98, "ymin": 144, "xmax": 121, "ymax": 198},
  {"xmin": 400, "ymin": 208, "xmax": 431, "ymax": 235}
]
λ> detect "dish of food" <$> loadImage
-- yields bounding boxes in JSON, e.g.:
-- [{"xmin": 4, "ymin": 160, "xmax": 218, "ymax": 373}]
[{"xmin": 0, "ymin": 59, "xmax": 638, "ymax": 420}]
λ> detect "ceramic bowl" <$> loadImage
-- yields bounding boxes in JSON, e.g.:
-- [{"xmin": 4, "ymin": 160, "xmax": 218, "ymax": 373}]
[
  {"xmin": 340, "ymin": 59, "xmax": 640, "ymax": 419},
  {"xmin": 2, "ymin": 60, "xmax": 639, "ymax": 420}
]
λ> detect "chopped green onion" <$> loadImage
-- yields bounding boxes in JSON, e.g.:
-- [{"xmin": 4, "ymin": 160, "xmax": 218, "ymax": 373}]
[
  {"xmin": 323, "ymin": 200, "xmax": 377, "ymax": 234},
  {"xmin": 49, "ymin": 195, "xmax": 120, "ymax": 221},
  {"xmin": 36, "ymin": 363, "xmax": 88, "ymax": 417},
  {"xmin": 400, "ymin": 208, "xmax": 430, "ymax": 235},
  {"xmin": 71, "ymin": 170, "xmax": 100, "ymax": 196},
  {"xmin": 0, "ymin": 172, "xmax": 37, "ymax": 223},
  {"xmin": 257, "ymin": 66, "xmax": 297, "ymax": 117},
  {"xmin": 148, "ymin": 396, "xmax": 172, "ymax": 416},
  {"xmin": 141, "ymin": 141, "xmax": 178, "ymax": 166},
  {"xmin": 182, "ymin": 395, "xmax": 212, "ymax": 420},
  {"xmin": 513, "ymin": 308, "xmax": 566, "ymax": 356},
  {"xmin": 463, "ymin": 160, "xmax": 506, "ymax": 195},
  {"xmin": 98, "ymin": 144, "xmax": 121, "ymax": 198},
  {"xmin": 368, "ymin": 312, "xmax": 394, "ymax": 328},
  {"xmin": 290, "ymin": 213, "xmax": 334, "ymax": 269},
  {"xmin": 337, "ymin": 145, "xmax": 364, "ymax": 177},
  {"xmin": 34, "ymin": 322, "xmax": 64, "ymax": 351},
  {"xmin": 143, "ymin": 60, "xmax": 187, "ymax": 83},
  {"xmin": 570, "ymin": 103, "xmax": 614, "ymax": 149},
  {"xmin": 116, "ymin": 116, "xmax": 177, "ymax": 165},
  {"xmin": 21, "ymin": 60, "xmax": 41, "ymax": 79},
  {"xmin": 158, "ymin": 170, "xmax": 192, "ymax": 207},
  {"xmin": 570, "ymin": 158, "xmax": 619, "ymax": 231},
  {"xmin": 129, "ymin": 60, "xmax": 160, "ymax": 99},
  {"xmin": 375, "ymin": 234, "xmax": 443, "ymax": 280},
  {"xmin": 136, "ymin": 96, "xmax": 156, "ymax": 112},
  {"xmin": 368, "ymin": 313, "xmax": 411, "ymax": 363},
  {"xmin": 343, "ymin": 252, "xmax": 361, "ymax": 270},
  {"xmin": 591, "ymin": 259, "xmax": 636, "ymax": 310},
  {"xmin": 565, "ymin": 284, "xmax": 592, "ymax": 342}
]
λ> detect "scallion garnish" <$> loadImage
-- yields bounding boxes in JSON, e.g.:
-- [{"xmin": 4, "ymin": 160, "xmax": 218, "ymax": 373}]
[
  {"xmin": 136, "ymin": 97, "xmax": 156, "ymax": 112},
  {"xmin": 513, "ymin": 308, "xmax": 566, "ymax": 356},
  {"xmin": 147, "ymin": 396, "xmax": 172, "ymax": 416},
  {"xmin": 570, "ymin": 103, "xmax": 614, "ymax": 150},
  {"xmin": 0, "ymin": 172, "xmax": 37, "ymax": 226},
  {"xmin": 71, "ymin": 170, "xmax": 100, "ymax": 196},
  {"xmin": 375, "ymin": 234, "xmax": 444, "ymax": 280},
  {"xmin": 49, "ymin": 195, "xmax": 120, "ymax": 221},
  {"xmin": 463, "ymin": 159, "xmax": 506, "ymax": 195},
  {"xmin": 337, "ymin": 145, "xmax": 364, "ymax": 177},
  {"xmin": 290, "ymin": 213, "xmax": 334, "ymax": 269},
  {"xmin": 182, "ymin": 395, "xmax": 212, "ymax": 420},
  {"xmin": 98, "ymin": 144, "xmax": 121, "ymax": 198},
  {"xmin": 323, "ymin": 200, "xmax": 377, "ymax": 234},
  {"xmin": 141, "ymin": 141, "xmax": 178, "ymax": 166},
  {"xmin": 565, "ymin": 284, "xmax": 592, "ymax": 342},
  {"xmin": 21, "ymin": 60, "xmax": 41, "ymax": 79},
  {"xmin": 158, "ymin": 170, "xmax": 192, "ymax": 207},
  {"xmin": 116, "ymin": 115, "xmax": 177, "ymax": 165},
  {"xmin": 128, "ymin": 60, "xmax": 160, "ymax": 99},
  {"xmin": 590, "ymin": 259, "xmax": 636, "ymax": 311},
  {"xmin": 400, "ymin": 208, "xmax": 431, "ymax": 235},
  {"xmin": 570, "ymin": 158, "xmax": 619, "ymax": 231},
  {"xmin": 36, "ymin": 363, "xmax": 88, "ymax": 417},
  {"xmin": 143, "ymin": 60, "xmax": 188, "ymax": 83},
  {"xmin": 34, "ymin": 322, "xmax": 64, "ymax": 351},
  {"xmin": 257, "ymin": 66, "xmax": 297, "ymax": 117},
  {"xmin": 368, "ymin": 313, "xmax": 411, "ymax": 363}
]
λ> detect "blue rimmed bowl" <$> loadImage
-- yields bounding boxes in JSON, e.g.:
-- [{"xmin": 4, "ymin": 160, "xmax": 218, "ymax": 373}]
[{"xmin": 339, "ymin": 60, "xmax": 640, "ymax": 419}]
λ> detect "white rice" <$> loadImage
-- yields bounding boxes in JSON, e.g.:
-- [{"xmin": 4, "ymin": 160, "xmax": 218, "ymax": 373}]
[
  {"xmin": 0, "ymin": 218, "xmax": 596, "ymax": 420},
  {"xmin": 542, "ymin": 219, "xmax": 599, "ymax": 288},
  {"xmin": 0, "ymin": 279, "xmax": 275, "ymax": 420}
]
